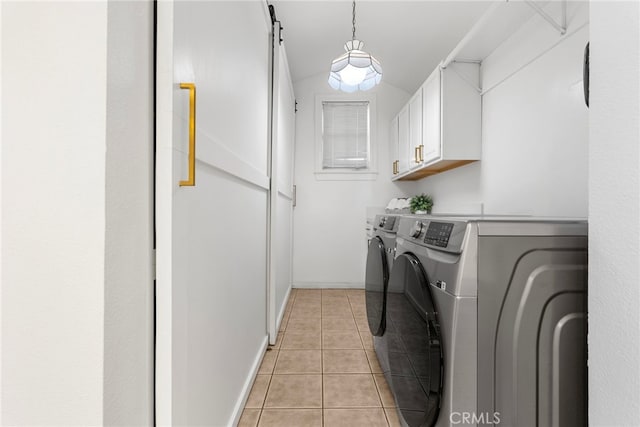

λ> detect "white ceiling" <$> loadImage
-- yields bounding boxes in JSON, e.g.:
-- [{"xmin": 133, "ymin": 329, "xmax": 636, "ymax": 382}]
[{"xmin": 270, "ymin": 1, "xmax": 494, "ymax": 94}]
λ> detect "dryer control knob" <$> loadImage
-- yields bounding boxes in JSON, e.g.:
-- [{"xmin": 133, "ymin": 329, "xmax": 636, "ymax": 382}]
[{"xmin": 410, "ymin": 221, "xmax": 423, "ymax": 238}]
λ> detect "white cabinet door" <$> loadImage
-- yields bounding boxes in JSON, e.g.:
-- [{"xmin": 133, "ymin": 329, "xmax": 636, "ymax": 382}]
[
  {"xmin": 398, "ymin": 106, "xmax": 410, "ymax": 173},
  {"xmin": 422, "ymin": 68, "xmax": 441, "ymax": 164},
  {"xmin": 409, "ymin": 89, "xmax": 423, "ymax": 168},
  {"xmin": 156, "ymin": 2, "xmax": 271, "ymax": 425},
  {"xmin": 390, "ymin": 116, "xmax": 399, "ymax": 177},
  {"xmin": 392, "ymin": 64, "xmax": 479, "ymax": 181}
]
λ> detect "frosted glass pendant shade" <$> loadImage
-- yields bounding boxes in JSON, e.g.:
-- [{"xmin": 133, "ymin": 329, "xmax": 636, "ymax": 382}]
[{"xmin": 328, "ymin": 39, "xmax": 382, "ymax": 92}]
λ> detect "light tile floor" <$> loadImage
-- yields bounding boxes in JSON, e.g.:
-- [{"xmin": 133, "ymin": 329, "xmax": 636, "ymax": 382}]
[{"xmin": 239, "ymin": 289, "xmax": 402, "ymax": 427}]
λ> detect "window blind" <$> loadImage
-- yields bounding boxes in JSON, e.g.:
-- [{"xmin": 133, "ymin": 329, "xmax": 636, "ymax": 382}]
[{"xmin": 322, "ymin": 101, "xmax": 370, "ymax": 169}]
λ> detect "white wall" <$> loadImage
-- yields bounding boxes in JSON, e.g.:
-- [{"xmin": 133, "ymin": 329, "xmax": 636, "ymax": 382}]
[
  {"xmin": 414, "ymin": 2, "xmax": 589, "ymax": 218},
  {"xmin": 589, "ymin": 2, "xmax": 640, "ymax": 424},
  {"xmin": 104, "ymin": 1, "xmax": 154, "ymax": 425},
  {"xmin": 1, "ymin": 2, "xmax": 154, "ymax": 425},
  {"xmin": 1, "ymin": 2, "xmax": 107, "ymax": 424},
  {"xmin": 292, "ymin": 75, "xmax": 417, "ymax": 287}
]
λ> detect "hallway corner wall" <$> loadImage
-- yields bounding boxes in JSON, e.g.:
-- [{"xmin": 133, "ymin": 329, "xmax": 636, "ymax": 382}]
[
  {"xmin": 588, "ymin": 2, "xmax": 640, "ymax": 424},
  {"xmin": 1, "ymin": 2, "xmax": 108, "ymax": 424},
  {"xmin": 104, "ymin": 1, "xmax": 155, "ymax": 425},
  {"xmin": 1, "ymin": 2, "xmax": 155, "ymax": 425}
]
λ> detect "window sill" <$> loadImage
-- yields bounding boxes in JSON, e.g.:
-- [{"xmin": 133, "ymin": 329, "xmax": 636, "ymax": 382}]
[{"xmin": 314, "ymin": 171, "xmax": 378, "ymax": 181}]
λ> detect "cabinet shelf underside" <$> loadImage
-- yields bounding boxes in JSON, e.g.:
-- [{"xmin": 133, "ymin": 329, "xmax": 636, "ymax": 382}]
[{"xmin": 394, "ymin": 159, "xmax": 478, "ymax": 181}]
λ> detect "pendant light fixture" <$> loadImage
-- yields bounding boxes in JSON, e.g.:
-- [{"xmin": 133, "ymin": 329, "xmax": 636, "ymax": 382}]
[{"xmin": 328, "ymin": 1, "xmax": 382, "ymax": 92}]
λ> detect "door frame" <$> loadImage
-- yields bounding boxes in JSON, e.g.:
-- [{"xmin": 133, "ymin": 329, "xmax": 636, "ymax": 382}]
[{"xmin": 153, "ymin": 0, "xmax": 175, "ymax": 423}]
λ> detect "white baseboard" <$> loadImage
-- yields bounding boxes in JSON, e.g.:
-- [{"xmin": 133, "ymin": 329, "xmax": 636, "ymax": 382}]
[
  {"xmin": 292, "ymin": 282, "xmax": 365, "ymax": 289},
  {"xmin": 274, "ymin": 285, "xmax": 292, "ymax": 344},
  {"xmin": 228, "ymin": 335, "xmax": 269, "ymax": 427}
]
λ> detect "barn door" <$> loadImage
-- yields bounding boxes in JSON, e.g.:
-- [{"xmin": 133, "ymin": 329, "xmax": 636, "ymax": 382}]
[
  {"xmin": 268, "ymin": 12, "xmax": 296, "ymax": 344},
  {"xmin": 155, "ymin": 2, "xmax": 272, "ymax": 425}
]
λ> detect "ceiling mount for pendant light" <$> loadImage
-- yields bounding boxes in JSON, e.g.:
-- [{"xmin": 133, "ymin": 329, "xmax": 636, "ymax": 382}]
[{"xmin": 328, "ymin": 1, "xmax": 382, "ymax": 93}]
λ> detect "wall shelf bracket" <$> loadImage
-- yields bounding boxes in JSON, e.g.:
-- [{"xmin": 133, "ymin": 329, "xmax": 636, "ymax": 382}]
[{"xmin": 524, "ymin": 0, "xmax": 567, "ymax": 35}]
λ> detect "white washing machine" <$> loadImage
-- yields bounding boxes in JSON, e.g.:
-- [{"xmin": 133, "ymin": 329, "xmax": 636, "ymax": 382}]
[{"xmin": 375, "ymin": 215, "xmax": 587, "ymax": 427}]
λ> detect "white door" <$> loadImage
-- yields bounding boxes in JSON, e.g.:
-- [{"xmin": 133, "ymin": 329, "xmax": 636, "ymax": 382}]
[
  {"xmin": 155, "ymin": 2, "xmax": 272, "ymax": 425},
  {"xmin": 268, "ymin": 23, "xmax": 297, "ymax": 342}
]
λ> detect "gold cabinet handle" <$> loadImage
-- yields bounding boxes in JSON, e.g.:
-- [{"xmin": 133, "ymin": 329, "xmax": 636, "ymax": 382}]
[
  {"xmin": 419, "ymin": 145, "xmax": 424, "ymax": 162},
  {"xmin": 393, "ymin": 160, "xmax": 399, "ymax": 175},
  {"xmin": 179, "ymin": 82, "xmax": 196, "ymax": 186},
  {"xmin": 414, "ymin": 146, "xmax": 420, "ymax": 164},
  {"xmin": 395, "ymin": 160, "xmax": 399, "ymax": 174}
]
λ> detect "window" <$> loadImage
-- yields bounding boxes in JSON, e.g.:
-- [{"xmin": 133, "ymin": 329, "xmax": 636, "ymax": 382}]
[
  {"xmin": 321, "ymin": 101, "xmax": 370, "ymax": 169},
  {"xmin": 314, "ymin": 94, "xmax": 377, "ymax": 180}
]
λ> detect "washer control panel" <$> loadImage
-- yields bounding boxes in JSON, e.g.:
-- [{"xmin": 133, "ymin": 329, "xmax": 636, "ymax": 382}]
[
  {"xmin": 424, "ymin": 222, "xmax": 455, "ymax": 248},
  {"xmin": 396, "ymin": 217, "xmax": 468, "ymax": 254}
]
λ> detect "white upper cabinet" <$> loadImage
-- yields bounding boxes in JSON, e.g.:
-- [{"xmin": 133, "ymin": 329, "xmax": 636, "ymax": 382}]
[
  {"xmin": 392, "ymin": 62, "xmax": 481, "ymax": 181},
  {"xmin": 389, "ymin": 0, "xmax": 573, "ymax": 181},
  {"xmin": 421, "ymin": 68, "xmax": 441, "ymax": 165},
  {"xmin": 390, "ymin": 116, "xmax": 399, "ymax": 177},
  {"xmin": 408, "ymin": 89, "xmax": 423, "ymax": 171},
  {"xmin": 397, "ymin": 105, "xmax": 410, "ymax": 174}
]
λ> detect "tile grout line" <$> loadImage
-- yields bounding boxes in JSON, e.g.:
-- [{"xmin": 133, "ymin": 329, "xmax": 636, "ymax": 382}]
[
  {"xmin": 383, "ymin": 407, "xmax": 393, "ymax": 427},
  {"xmin": 260, "ymin": 290, "xmax": 287, "ymax": 424},
  {"xmin": 358, "ymin": 292, "xmax": 392, "ymax": 425},
  {"xmin": 372, "ymin": 373, "xmax": 392, "ymax": 427},
  {"xmin": 359, "ymin": 289, "xmax": 394, "ymax": 427},
  {"xmin": 321, "ymin": 289, "xmax": 325, "ymax": 426},
  {"xmin": 260, "ymin": 371, "xmax": 274, "ymax": 421},
  {"xmin": 356, "ymin": 291, "xmax": 391, "ymax": 426},
  {"xmin": 260, "ymin": 289, "xmax": 294, "ymax": 425}
]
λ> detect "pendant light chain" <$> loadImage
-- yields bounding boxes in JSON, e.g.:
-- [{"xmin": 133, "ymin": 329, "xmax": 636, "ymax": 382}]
[{"xmin": 352, "ymin": 1, "xmax": 356, "ymax": 41}]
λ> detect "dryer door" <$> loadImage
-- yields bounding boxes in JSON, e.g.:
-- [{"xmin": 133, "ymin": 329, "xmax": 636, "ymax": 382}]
[
  {"xmin": 386, "ymin": 253, "xmax": 443, "ymax": 427},
  {"xmin": 365, "ymin": 236, "xmax": 388, "ymax": 336}
]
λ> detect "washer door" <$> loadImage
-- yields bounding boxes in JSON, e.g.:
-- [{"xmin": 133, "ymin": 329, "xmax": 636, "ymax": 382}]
[
  {"xmin": 386, "ymin": 253, "xmax": 443, "ymax": 427},
  {"xmin": 365, "ymin": 236, "xmax": 388, "ymax": 336}
]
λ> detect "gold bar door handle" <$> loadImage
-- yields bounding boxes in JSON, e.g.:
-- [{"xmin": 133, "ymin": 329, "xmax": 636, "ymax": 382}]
[
  {"xmin": 419, "ymin": 145, "xmax": 424, "ymax": 162},
  {"xmin": 414, "ymin": 146, "xmax": 420, "ymax": 164},
  {"xmin": 179, "ymin": 82, "xmax": 196, "ymax": 187}
]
